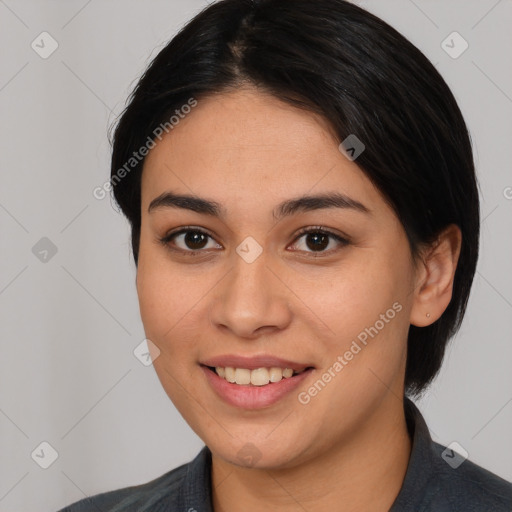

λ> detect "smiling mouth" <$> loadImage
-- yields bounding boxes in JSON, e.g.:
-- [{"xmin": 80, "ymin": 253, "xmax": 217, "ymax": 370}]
[{"xmin": 203, "ymin": 365, "xmax": 315, "ymax": 386}]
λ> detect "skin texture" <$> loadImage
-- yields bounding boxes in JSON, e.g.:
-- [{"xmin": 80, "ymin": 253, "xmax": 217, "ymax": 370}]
[{"xmin": 136, "ymin": 87, "xmax": 462, "ymax": 511}]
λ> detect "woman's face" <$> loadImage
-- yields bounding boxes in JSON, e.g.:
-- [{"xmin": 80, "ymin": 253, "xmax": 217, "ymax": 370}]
[{"xmin": 137, "ymin": 87, "xmax": 419, "ymax": 469}]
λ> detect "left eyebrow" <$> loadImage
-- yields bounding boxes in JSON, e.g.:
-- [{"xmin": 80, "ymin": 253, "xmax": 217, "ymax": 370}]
[
  {"xmin": 273, "ymin": 192, "xmax": 371, "ymax": 221},
  {"xmin": 147, "ymin": 191, "xmax": 371, "ymax": 219}
]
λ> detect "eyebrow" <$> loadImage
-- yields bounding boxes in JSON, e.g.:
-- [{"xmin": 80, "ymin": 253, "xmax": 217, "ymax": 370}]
[{"xmin": 148, "ymin": 191, "xmax": 370, "ymax": 220}]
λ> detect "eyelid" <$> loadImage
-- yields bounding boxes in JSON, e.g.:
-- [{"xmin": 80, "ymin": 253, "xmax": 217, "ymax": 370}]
[
  {"xmin": 161, "ymin": 225, "xmax": 215, "ymax": 242},
  {"xmin": 293, "ymin": 225, "xmax": 350, "ymax": 243},
  {"xmin": 159, "ymin": 225, "xmax": 220, "ymax": 254},
  {"xmin": 289, "ymin": 225, "xmax": 350, "ymax": 254},
  {"xmin": 159, "ymin": 225, "xmax": 350, "ymax": 255}
]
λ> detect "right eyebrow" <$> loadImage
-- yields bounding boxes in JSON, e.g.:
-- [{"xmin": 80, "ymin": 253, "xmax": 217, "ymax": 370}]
[{"xmin": 148, "ymin": 192, "xmax": 225, "ymax": 217}]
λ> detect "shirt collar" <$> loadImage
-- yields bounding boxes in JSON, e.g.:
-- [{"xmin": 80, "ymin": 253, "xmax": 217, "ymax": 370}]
[
  {"xmin": 389, "ymin": 397, "xmax": 438, "ymax": 510},
  {"xmin": 177, "ymin": 443, "xmax": 213, "ymax": 511},
  {"xmin": 176, "ymin": 397, "xmax": 434, "ymax": 511}
]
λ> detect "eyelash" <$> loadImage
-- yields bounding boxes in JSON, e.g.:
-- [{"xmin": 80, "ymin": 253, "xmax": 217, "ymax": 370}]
[{"xmin": 158, "ymin": 225, "xmax": 350, "ymax": 257}]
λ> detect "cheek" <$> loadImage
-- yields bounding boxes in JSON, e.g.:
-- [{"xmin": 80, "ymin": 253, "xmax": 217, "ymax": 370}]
[
  {"xmin": 310, "ymin": 254, "xmax": 408, "ymax": 337},
  {"xmin": 136, "ymin": 257, "xmax": 207, "ymax": 404},
  {"xmin": 303, "ymin": 246, "xmax": 412, "ymax": 393},
  {"xmin": 137, "ymin": 232, "xmax": 186, "ymax": 320},
  {"xmin": 135, "ymin": 247, "xmax": 218, "ymax": 364},
  {"xmin": 136, "ymin": 249, "xmax": 186, "ymax": 348}
]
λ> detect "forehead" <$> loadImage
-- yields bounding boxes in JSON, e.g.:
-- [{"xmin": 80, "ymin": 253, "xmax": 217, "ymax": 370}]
[{"xmin": 140, "ymin": 88, "xmax": 384, "ymax": 214}]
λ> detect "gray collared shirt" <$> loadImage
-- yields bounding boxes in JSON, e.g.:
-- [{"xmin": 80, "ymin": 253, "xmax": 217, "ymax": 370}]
[{"xmin": 58, "ymin": 398, "xmax": 512, "ymax": 511}]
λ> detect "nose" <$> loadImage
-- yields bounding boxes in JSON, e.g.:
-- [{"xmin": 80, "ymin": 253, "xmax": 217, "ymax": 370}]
[{"xmin": 208, "ymin": 251, "xmax": 292, "ymax": 339}]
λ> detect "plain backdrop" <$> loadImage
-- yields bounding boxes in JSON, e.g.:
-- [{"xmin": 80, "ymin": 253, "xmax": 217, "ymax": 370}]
[{"xmin": 0, "ymin": 1, "xmax": 511, "ymax": 510}]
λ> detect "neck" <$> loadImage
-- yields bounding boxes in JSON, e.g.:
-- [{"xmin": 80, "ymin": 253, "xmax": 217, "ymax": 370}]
[{"xmin": 211, "ymin": 394, "xmax": 412, "ymax": 512}]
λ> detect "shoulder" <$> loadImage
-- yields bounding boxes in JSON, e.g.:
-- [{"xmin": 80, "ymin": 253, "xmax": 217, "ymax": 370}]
[
  {"xmin": 394, "ymin": 399, "xmax": 512, "ymax": 512},
  {"xmin": 57, "ymin": 460, "xmax": 189, "ymax": 512},
  {"xmin": 424, "ymin": 440, "xmax": 512, "ymax": 511}
]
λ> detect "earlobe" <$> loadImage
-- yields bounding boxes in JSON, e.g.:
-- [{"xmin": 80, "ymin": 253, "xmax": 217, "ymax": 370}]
[{"xmin": 410, "ymin": 224, "xmax": 462, "ymax": 327}]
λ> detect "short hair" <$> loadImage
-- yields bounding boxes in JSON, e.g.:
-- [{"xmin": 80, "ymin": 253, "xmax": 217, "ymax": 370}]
[{"xmin": 109, "ymin": 0, "xmax": 480, "ymax": 397}]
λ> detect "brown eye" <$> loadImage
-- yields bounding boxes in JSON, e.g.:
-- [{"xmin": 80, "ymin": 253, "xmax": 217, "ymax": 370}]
[
  {"xmin": 160, "ymin": 227, "xmax": 222, "ymax": 253},
  {"xmin": 181, "ymin": 231, "xmax": 209, "ymax": 250},
  {"xmin": 303, "ymin": 232, "xmax": 330, "ymax": 251},
  {"xmin": 290, "ymin": 227, "xmax": 349, "ymax": 255}
]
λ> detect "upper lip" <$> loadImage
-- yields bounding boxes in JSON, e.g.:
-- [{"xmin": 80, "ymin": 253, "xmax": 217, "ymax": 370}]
[{"xmin": 201, "ymin": 354, "xmax": 314, "ymax": 372}]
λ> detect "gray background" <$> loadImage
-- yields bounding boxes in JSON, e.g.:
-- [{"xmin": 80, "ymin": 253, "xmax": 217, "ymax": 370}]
[{"xmin": 0, "ymin": 0, "xmax": 511, "ymax": 510}]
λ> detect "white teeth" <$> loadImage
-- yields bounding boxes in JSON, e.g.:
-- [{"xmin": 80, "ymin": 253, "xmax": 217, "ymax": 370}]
[
  {"xmin": 224, "ymin": 367, "xmax": 236, "ymax": 383},
  {"xmin": 250, "ymin": 367, "xmax": 270, "ymax": 386},
  {"xmin": 213, "ymin": 366, "xmax": 305, "ymax": 386},
  {"xmin": 269, "ymin": 367, "xmax": 283, "ymax": 382},
  {"xmin": 282, "ymin": 368, "xmax": 293, "ymax": 378},
  {"xmin": 234, "ymin": 368, "xmax": 251, "ymax": 385}
]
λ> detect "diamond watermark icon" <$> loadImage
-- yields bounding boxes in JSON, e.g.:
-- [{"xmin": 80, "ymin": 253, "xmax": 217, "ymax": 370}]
[
  {"xmin": 134, "ymin": 338, "xmax": 161, "ymax": 366},
  {"xmin": 441, "ymin": 441, "xmax": 468, "ymax": 469},
  {"xmin": 31, "ymin": 31, "xmax": 59, "ymax": 59},
  {"xmin": 441, "ymin": 32, "xmax": 468, "ymax": 59},
  {"xmin": 32, "ymin": 237, "xmax": 58, "ymax": 263},
  {"xmin": 339, "ymin": 134, "xmax": 365, "ymax": 161},
  {"xmin": 31, "ymin": 441, "xmax": 59, "ymax": 469},
  {"xmin": 236, "ymin": 236, "xmax": 263, "ymax": 263},
  {"xmin": 236, "ymin": 442, "xmax": 262, "ymax": 467}
]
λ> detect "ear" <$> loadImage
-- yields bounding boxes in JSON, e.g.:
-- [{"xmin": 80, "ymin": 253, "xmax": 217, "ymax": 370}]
[{"xmin": 410, "ymin": 224, "xmax": 462, "ymax": 327}]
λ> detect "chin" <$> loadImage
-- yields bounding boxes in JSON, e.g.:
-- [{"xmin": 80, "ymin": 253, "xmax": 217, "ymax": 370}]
[{"xmin": 210, "ymin": 435, "xmax": 310, "ymax": 470}]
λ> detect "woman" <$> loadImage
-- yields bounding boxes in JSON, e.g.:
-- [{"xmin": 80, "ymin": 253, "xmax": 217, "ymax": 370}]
[{"xmin": 59, "ymin": 0, "xmax": 512, "ymax": 510}]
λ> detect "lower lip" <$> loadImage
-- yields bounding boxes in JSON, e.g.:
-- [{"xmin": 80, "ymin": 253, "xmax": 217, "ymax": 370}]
[{"xmin": 201, "ymin": 365, "xmax": 314, "ymax": 409}]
